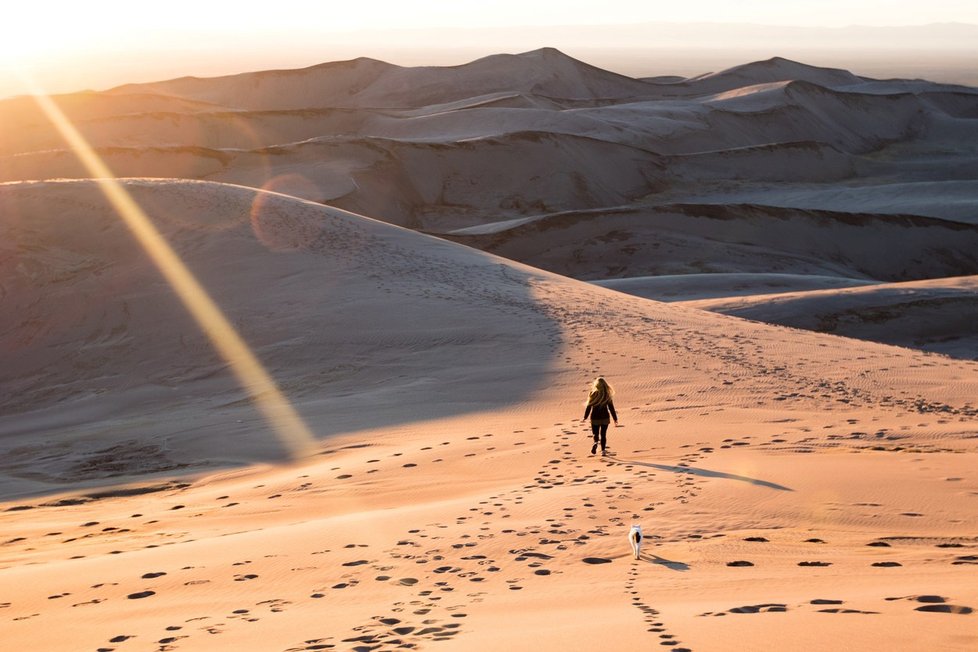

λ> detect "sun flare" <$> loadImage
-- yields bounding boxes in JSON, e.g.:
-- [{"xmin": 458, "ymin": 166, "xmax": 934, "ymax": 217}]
[
  {"xmin": 0, "ymin": 8, "xmax": 84, "ymax": 68},
  {"xmin": 0, "ymin": 33, "xmax": 40, "ymax": 67},
  {"xmin": 19, "ymin": 74, "xmax": 319, "ymax": 460}
]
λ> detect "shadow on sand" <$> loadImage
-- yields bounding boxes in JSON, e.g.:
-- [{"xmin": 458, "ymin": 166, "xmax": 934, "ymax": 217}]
[
  {"xmin": 606, "ymin": 456, "xmax": 793, "ymax": 492},
  {"xmin": 643, "ymin": 554, "xmax": 690, "ymax": 571}
]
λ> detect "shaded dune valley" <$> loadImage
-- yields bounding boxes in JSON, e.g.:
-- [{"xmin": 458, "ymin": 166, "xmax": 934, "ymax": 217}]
[{"xmin": 1, "ymin": 49, "xmax": 978, "ymax": 651}]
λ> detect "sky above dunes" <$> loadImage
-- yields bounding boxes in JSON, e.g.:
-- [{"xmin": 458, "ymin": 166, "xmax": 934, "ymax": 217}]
[{"xmin": 2, "ymin": 0, "xmax": 978, "ymax": 98}]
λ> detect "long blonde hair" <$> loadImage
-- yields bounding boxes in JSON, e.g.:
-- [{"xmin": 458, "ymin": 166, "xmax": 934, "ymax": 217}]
[{"xmin": 586, "ymin": 377, "xmax": 614, "ymax": 407}]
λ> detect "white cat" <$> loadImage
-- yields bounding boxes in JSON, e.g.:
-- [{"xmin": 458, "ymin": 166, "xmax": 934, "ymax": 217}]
[{"xmin": 628, "ymin": 524, "xmax": 643, "ymax": 560}]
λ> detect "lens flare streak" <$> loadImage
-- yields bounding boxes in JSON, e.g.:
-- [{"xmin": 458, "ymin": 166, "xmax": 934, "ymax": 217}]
[{"xmin": 27, "ymin": 86, "xmax": 317, "ymax": 459}]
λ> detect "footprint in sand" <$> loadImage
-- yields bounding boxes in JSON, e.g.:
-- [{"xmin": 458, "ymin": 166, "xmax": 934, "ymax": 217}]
[
  {"xmin": 891, "ymin": 595, "xmax": 976, "ymax": 614},
  {"xmin": 127, "ymin": 590, "xmax": 156, "ymax": 599},
  {"xmin": 732, "ymin": 604, "xmax": 788, "ymax": 614},
  {"xmin": 626, "ymin": 566, "xmax": 691, "ymax": 649},
  {"xmin": 916, "ymin": 604, "xmax": 974, "ymax": 614},
  {"xmin": 285, "ymin": 638, "xmax": 336, "ymax": 650},
  {"xmin": 699, "ymin": 605, "xmax": 783, "ymax": 618}
]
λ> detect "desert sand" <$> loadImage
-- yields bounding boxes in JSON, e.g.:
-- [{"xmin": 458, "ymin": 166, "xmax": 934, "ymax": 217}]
[{"xmin": 1, "ymin": 50, "xmax": 977, "ymax": 651}]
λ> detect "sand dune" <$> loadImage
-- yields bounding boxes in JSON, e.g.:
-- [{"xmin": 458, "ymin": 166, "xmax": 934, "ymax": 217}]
[
  {"xmin": 0, "ymin": 92, "xmax": 223, "ymax": 157},
  {"xmin": 446, "ymin": 204, "xmax": 978, "ymax": 282},
  {"xmin": 2, "ymin": 51, "xmax": 978, "ymax": 651},
  {"xmin": 670, "ymin": 57, "xmax": 866, "ymax": 96},
  {"xmin": 0, "ymin": 178, "xmax": 566, "ymax": 487},
  {"xmin": 678, "ymin": 276, "xmax": 978, "ymax": 360},
  {"xmin": 108, "ymin": 48, "xmax": 657, "ymax": 110},
  {"xmin": 664, "ymin": 181, "xmax": 978, "ymax": 224},
  {"xmin": 2, "ymin": 177, "xmax": 977, "ymax": 652},
  {"xmin": 2, "ymin": 52, "xmax": 974, "ymax": 258},
  {"xmin": 593, "ymin": 273, "xmax": 878, "ymax": 302}
]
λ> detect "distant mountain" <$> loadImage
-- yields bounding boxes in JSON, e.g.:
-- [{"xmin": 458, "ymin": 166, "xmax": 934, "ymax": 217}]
[
  {"xmin": 109, "ymin": 48, "xmax": 656, "ymax": 110},
  {"xmin": 674, "ymin": 57, "xmax": 865, "ymax": 95},
  {"xmin": 4, "ymin": 51, "xmax": 976, "ymax": 236}
]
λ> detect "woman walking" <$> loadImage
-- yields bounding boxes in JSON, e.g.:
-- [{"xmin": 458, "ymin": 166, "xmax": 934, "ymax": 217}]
[{"xmin": 582, "ymin": 377, "xmax": 618, "ymax": 455}]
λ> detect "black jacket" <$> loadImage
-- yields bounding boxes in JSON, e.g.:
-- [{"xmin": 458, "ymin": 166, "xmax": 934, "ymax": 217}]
[{"xmin": 584, "ymin": 401, "xmax": 617, "ymax": 424}]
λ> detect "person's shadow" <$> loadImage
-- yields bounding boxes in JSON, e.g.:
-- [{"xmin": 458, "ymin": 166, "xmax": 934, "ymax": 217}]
[{"xmin": 605, "ymin": 456, "xmax": 793, "ymax": 492}]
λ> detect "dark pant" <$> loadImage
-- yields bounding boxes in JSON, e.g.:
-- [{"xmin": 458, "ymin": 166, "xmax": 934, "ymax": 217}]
[{"xmin": 591, "ymin": 423, "xmax": 609, "ymax": 450}]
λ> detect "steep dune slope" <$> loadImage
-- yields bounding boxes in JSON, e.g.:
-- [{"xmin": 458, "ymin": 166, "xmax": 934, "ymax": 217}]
[
  {"xmin": 4, "ymin": 179, "xmax": 976, "ymax": 491},
  {"xmin": 0, "ymin": 178, "xmax": 563, "ymax": 487},
  {"xmin": 665, "ymin": 181, "xmax": 978, "ymax": 224},
  {"xmin": 593, "ymin": 273, "xmax": 878, "ymax": 301},
  {"xmin": 680, "ymin": 276, "xmax": 978, "ymax": 360},
  {"xmin": 446, "ymin": 204, "xmax": 978, "ymax": 281}
]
